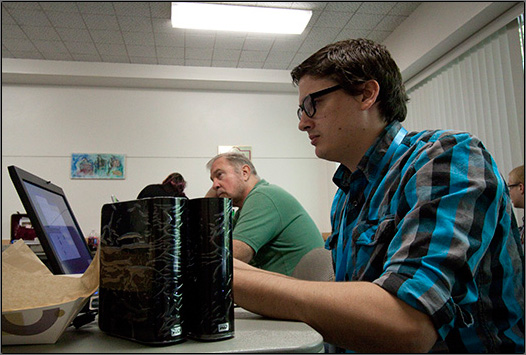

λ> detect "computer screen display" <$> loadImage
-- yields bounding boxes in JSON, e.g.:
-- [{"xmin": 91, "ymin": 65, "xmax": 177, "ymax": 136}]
[{"xmin": 8, "ymin": 165, "xmax": 93, "ymax": 274}]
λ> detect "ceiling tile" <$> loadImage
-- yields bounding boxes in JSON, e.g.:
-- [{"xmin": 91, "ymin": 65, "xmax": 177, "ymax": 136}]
[
  {"xmin": 186, "ymin": 58, "xmax": 212, "ymax": 67},
  {"xmin": 130, "ymin": 56, "xmax": 158, "ymax": 64},
  {"xmin": 150, "ymin": 2, "xmax": 171, "ymax": 18},
  {"xmin": 306, "ymin": 26, "xmax": 340, "ymax": 42},
  {"xmin": 82, "ymin": 14, "xmax": 120, "ymax": 31},
  {"xmin": 2, "ymin": 9, "xmax": 17, "ymax": 25},
  {"xmin": 214, "ymin": 36, "xmax": 246, "ymax": 50},
  {"xmin": 126, "ymin": 45, "xmax": 156, "ymax": 57},
  {"xmin": 122, "ymin": 31, "xmax": 155, "ymax": 46},
  {"xmin": 64, "ymin": 41, "xmax": 99, "ymax": 55},
  {"xmin": 77, "ymin": 2, "xmax": 115, "ymax": 15},
  {"xmin": 71, "ymin": 53, "xmax": 102, "ymax": 62},
  {"xmin": 113, "ymin": 2, "xmax": 151, "ymax": 17},
  {"xmin": 156, "ymin": 46, "xmax": 184, "ymax": 59},
  {"xmin": 117, "ymin": 16, "xmax": 153, "ymax": 32},
  {"xmin": 8, "ymin": 9, "xmax": 52, "ymax": 26},
  {"xmin": 213, "ymin": 48, "xmax": 241, "ymax": 61},
  {"xmin": 55, "ymin": 28, "xmax": 93, "ymax": 42},
  {"xmin": 272, "ymin": 37, "xmax": 304, "ymax": 52},
  {"xmin": 100, "ymin": 54, "xmax": 129, "ymax": 63},
  {"xmin": 243, "ymin": 38, "xmax": 274, "ymax": 51},
  {"xmin": 33, "ymin": 40, "xmax": 69, "ymax": 54},
  {"xmin": 2, "ymin": 24, "xmax": 28, "ymax": 39},
  {"xmin": 158, "ymin": 57, "xmax": 185, "ymax": 65},
  {"xmin": 314, "ymin": 11, "xmax": 352, "ymax": 28},
  {"xmin": 152, "ymin": 18, "xmax": 174, "ymax": 33},
  {"xmin": 21, "ymin": 26, "xmax": 61, "ymax": 41},
  {"xmin": 2, "ymin": 2, "xmax": 42, "ymax": 11},
  {"xmin": 47, "ymin": 10, "xmax": 87, "ymax": 29},
  {"xmin": 8, "ymin": 50, "xmax": 44, "ymax": 60},
  {"xmin": 96, "ymin": 43, "xmax": 127, "ymax": 56},
  {"xmin": 154, "ymin": 32, "xmax": 185, "ymax": 47},
  {"xmin": 212, "ymin": 60, "xmax": 239, "ymax": 68},
  {"xmin": 266, "ymin": 50, "xmax": 296, "ymax": 63},
  {"xmin": 186, "ymin": 47, "xmax": 213, "ymax": 60},
  {"xmin": 240, "ymin": 50, "xmax": 268, "ymax": 62},
  {"xmin": 42, "ymin": 52, "xmax": 73, "ymax": 61},
  {"xmin": 90, "ymin": 30, "xmax": 124, "ymax": 45},
  {"xmin": 325, "ymin": 2, "xmax": 361, "ymax": 12},
  {"xmin": 237, "ymin": 61, "xmax": 264, "ymax": 69},
  {"xmin": 185, "ymin": 34, "xmax": 216, "ymax": 49},
  {"xmin": 2, "ymin": 37, "xmax": 37, "ymax": 51},
  {"xmin": 335, "ymin": 29, "xmax": 370, "ymax": 42},
  {"xmin": 39, "ymin": 2, "xmax": 80, "ymax": 13},
  {"xmin": 356, "ymin": 2, "xmax": 396, "ymax": 15},
  {"xmin": 347, "ymin": 14, "xmax": 383, "ymax": 30}
]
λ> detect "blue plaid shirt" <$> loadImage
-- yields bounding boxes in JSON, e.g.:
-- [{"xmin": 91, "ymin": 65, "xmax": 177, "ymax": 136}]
[{"xmin": 326, "ymin": 121, "xmax": 525, "ymax": 352}]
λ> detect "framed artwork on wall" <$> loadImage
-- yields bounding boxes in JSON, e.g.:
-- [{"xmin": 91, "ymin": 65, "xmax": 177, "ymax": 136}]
[
  {"xmin": 71, "ymin": 153, "xmax": 125, "ymax": 179},
  {"xmin": 218, "ymin": 146, "xmax": 252, "ymax": 160}
]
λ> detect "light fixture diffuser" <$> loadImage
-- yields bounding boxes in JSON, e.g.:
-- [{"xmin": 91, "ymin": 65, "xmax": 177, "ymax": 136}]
[{"xmin": 171, "ymin": 2, "xmax": 312, "ymax": 35}]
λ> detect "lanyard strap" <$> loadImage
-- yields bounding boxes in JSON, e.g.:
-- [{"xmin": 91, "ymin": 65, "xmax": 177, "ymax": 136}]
[{"xmin": 335, "ymin": 127, "xmax": 407, "ymax": 281}]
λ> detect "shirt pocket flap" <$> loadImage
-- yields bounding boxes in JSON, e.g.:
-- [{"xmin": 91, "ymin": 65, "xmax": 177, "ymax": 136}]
[{"xmin": 353, "ymin": 216, "xmax": 396, "ymax": 246}]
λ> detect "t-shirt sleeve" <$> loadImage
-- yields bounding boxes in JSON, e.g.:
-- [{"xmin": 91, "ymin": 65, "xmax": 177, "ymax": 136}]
[{"xmin": 233, "ymin": 191, "xmax": 281, "ymax": 253}]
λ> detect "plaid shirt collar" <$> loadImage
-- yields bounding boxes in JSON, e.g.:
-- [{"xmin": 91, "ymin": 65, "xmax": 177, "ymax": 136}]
[{"xmin": 332, "ymin": 121, "xmax": 404, "ymax": 193}]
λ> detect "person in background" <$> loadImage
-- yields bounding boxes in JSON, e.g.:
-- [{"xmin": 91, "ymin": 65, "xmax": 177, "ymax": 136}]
[
  {"xmin": 508, "ymin": 164, "xmax": 525, "ymax": 244},
  {"xmin": 206, "ymin": 152, "xmax": 324, "ymax": 276},
  {"xmin": 137, "ymin": 172, "xmax": 188, "ymax": 199},
  {"xmin": 231, "ymin": 38, "xmax": 524, "ymax": 353}
]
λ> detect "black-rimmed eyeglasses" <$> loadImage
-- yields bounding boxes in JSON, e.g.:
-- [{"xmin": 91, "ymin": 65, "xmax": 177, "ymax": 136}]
[
  {"xmin": 508, "ymin": 183, "xmax": 521, "ymax": 188},
  {"xmin": 297, "ymin": 85, "xmax": 342, "ymax": 120}
]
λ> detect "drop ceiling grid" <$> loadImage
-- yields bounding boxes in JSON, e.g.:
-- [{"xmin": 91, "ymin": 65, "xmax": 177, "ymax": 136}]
[{"xmin": 1, "ymin": 2, "xmax": 422, "ymax": 70}]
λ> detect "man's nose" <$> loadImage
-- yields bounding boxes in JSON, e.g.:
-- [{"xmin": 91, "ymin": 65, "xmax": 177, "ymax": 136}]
[{"xmin": 298, "ymin": 112, "xmax": 312, "ymax": 131}]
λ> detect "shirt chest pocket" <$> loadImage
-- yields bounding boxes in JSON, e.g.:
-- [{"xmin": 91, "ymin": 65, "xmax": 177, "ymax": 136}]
[{"xmin": 350, "ymin": 216, "xmax": 397, "ymax": 281}]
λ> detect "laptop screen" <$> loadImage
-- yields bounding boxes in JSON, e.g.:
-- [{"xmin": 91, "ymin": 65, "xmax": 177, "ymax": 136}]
[{"xmin": 8, "ymin": 166, "xmax": 93, "ymax": 274}]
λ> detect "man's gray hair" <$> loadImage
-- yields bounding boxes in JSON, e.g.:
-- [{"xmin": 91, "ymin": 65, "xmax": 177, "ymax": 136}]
[{"xmin": 206, "ymin": 152, "xmax": 258, "ymax": 177}]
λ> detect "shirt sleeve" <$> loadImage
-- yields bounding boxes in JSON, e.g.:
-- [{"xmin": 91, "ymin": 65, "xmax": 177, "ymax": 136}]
[{"xmin": 233, "ymin": 191, "xmax": 281, "ymax": 253}]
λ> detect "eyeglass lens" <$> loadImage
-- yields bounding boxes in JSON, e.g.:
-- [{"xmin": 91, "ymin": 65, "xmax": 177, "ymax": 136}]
[{"xmin": 297, "ymin": 96, "xmax": 314, "ymax": 120}]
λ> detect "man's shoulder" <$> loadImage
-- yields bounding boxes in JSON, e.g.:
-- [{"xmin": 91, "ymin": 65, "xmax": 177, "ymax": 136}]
[{"xmin": 251, "ymin": 180, "xmax": 295, "ymax": 200}]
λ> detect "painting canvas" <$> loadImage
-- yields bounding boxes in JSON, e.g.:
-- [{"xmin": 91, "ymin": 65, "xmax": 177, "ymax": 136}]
[{"xmin": 71, "ymin": 154, "xmax": 125, "ymax": 179}]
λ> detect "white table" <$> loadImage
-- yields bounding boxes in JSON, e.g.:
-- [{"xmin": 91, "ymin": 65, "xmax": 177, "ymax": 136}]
[{"xmin": 2, "ymin": 308, "xmax": 324, "ymax": 353}]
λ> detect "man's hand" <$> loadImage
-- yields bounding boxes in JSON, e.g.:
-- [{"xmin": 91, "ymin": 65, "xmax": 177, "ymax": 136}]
[{"xmin": 204, "ymin": 186, "xmax": 218, "ymax": 198}]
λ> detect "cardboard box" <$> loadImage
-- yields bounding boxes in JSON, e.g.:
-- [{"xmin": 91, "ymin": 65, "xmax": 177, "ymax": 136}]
[{"xmin": 1, "ymin": 240, "xmax": 99, "ymax": 345}]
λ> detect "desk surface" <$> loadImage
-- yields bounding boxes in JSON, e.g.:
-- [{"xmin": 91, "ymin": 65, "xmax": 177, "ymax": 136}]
[{"xmin": 2, "ymin": 308, "xmax": 324, "ymax": 353}]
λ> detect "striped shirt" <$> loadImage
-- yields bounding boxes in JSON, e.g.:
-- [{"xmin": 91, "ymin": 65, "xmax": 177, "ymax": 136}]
[{"xmin": 326, "ymin": 121, "xmax": 525, "ymax": 353}]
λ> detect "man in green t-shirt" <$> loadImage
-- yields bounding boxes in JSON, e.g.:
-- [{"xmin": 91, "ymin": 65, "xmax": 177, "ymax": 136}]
[{"xmin": 206, "ymin": 152, "xmax": 324, "ymax": 276}]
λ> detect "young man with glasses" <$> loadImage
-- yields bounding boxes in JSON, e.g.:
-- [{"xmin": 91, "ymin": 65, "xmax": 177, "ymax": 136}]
[
  {"xmin": 232, "ymin": 38, "xmax": 524, "ymax": 353},
  {"xmin": 508, "ymin": 165, "xmax": 525, "ymax": 244}
]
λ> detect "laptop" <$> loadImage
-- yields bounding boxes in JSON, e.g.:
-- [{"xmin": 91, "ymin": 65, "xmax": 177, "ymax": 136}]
[{"xmin": 8, "ymin": 165, "xmax": 93, "ymax": 275}]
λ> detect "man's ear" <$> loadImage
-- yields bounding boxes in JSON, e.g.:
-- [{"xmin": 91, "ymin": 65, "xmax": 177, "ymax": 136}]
[
  {"xmin": 360, "ymin": 80, "xmax": 380, "ymax": 110},
  {"xmin": 241, "ymin": 165, "xmax": 251, "ymax": 181}
]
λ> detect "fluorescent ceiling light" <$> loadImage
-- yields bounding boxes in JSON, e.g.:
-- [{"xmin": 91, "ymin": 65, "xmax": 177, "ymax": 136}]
[{"xmin": 171, "ymin": 2, "xmax": 312, "ymax": 35}]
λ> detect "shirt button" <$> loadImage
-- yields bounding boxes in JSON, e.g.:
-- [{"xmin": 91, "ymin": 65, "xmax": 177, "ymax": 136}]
[{"xmin": 352, "ymin": 200, "xmax": 358, "ymax": 207}]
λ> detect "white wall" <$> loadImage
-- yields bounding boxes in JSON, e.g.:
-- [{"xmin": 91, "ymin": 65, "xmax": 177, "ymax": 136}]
[{"xmin": 1, "ymin": 82, "xmax": 338, "ymax": 240}]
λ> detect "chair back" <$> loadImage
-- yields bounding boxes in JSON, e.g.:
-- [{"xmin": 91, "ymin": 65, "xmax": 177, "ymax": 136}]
[{"xmin": 292, "ymin": 247, "xmax": 335, "ymax": 281}]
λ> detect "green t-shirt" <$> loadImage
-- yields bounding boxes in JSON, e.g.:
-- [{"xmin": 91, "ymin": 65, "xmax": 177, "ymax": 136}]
[{"xmin": 233, "ymin": 179, "xmax": 324, "ymax": 275}]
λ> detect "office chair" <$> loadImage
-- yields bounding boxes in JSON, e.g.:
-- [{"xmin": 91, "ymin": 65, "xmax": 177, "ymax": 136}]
[{"xmin": 292, "ymin": 247, "xmax": 335, "ymax": 281}]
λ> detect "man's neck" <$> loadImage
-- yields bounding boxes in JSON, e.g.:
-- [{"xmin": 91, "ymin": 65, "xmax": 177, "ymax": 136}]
[{"xmin": 236, "ymin": 176, "xmax": 260, "ymax": 209}]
